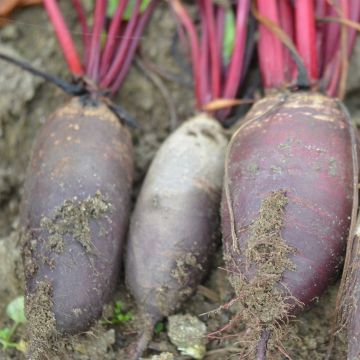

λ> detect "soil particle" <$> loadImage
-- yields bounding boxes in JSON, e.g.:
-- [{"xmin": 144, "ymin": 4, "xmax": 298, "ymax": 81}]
[
  {"xmin": 0, "ymin": 45, "xmax": 42, "ymax": 120},
  {"xmin": 170, "ymin": 253, "xmax": 203, "ymax": 284},
  {"xmin": 167, "ymin": 314, "xmax": 207, "ymax": 359},
  {"xmin": 148, "ymin": 352, "xmax": 174, "ymax": 360},
  {"xmin": 69, "ymin": 325, "xmax": 116, "ymax": 360},
  {"xmin": 226, "ymin": 190, "xmax": 298, "ymax": 354},
  {"xmin": 40, "ymin": 191, "xmax": 112, "ymax": 255},
  {"xmin": 25, "ymin": 280, "xmax": 58, "ymax": 360},
  {"xmin": 21, "ymin": 232, "xmax": 38, "ymax": 279}
]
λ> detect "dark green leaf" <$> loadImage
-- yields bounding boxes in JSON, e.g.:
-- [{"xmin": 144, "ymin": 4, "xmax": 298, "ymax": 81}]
[{"xmin": 154, "ymin": 322, "xmax": 165, "ymax": 334}]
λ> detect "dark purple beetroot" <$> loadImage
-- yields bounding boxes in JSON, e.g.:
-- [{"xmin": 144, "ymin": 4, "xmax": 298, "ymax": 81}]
[
  {"xmin": 221, "ymin": 91, "xmax": 358, "ymax": 354},
  {"xmin": 21, "ymin": 98, "xmax": 133, "ymax": 337}
]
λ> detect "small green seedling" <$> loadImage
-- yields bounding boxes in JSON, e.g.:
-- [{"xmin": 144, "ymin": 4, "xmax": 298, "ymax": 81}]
[
  {"xmin": 0, "ymin": 296, "xmax": 26, "ymax": 353},
  {"xmin": 154, "ymin": 321, "xmax": 165, "ymax": 334},
  {"xmin": 102, "ymin": 300, "xmax": 132, "ymax": 325}
]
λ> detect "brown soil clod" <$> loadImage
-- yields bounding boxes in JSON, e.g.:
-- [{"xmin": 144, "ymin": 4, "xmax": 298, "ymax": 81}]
[
  {"xmin": 171, "ymin": 253, "xmax": 203, "ymax": 285},
  {"xmin": 40, "ymin": 191, "xmax": 113, "ymax": 255},
  {"xmin": 25, "ymin": 280, "xmax": 58, "ymax": 360}
]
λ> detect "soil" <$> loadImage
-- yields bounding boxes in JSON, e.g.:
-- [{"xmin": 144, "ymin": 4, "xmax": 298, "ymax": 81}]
[{"xmin": 0, "ymin": 2, "xmax": 357, "ymax": 360}]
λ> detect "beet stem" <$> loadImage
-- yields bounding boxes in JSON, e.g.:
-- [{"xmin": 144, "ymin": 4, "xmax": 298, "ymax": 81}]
[
  {"xmin": 278, "ymin": 0, "xmax": 295, "ymax": 81},
  {"xmin": 171, "ymin": 0, "xmax": 202, "ymax": 109},
  {"xmin": 43, "ymin": 0, "xmax": 84, "ymax": 76},
  {"xmin": 256, "ymin": 329, "xmax": 270, "ymax": 360},
  {"xmin": 222, "ymin": 0, "xmax": 250, "ymax": 99},
  {"xmin": 87, "ymin": 0, "xmax": 107, "ymax": 82},
  {"xmin": 323, "ymin": 4, "xmax": 341, "ymax": 72},
  {"xmin": 215, "ymin": 6, "xmax": 225, "ymax": 66},
  {"xmin": 109, "ymin": 1, "xmax": 157, "ymax": 94},
  {"xmin": 70, "ymin": 0, "xmax": 90, "ymax": 66},
  {"xmin": 202, "ymin": 0, "xmax": 221, "ymax": 100},
  {"xmin": 256, "ymin": 0, "xmax": 285, "ymax": 88},
  {"xmin": 99, "ymin": 0, "xmax": 129, "ymax": 77},
  {"xmin": 294, "ymin": 0, "xmax": 318, "ymax": 81},
  {"xmin": 199, "ymin": 2, "xmax": 210, "ymax": 104},
  {"xmin": 100, "ymin": 0, "xmax": 142, "ymax": 88}
]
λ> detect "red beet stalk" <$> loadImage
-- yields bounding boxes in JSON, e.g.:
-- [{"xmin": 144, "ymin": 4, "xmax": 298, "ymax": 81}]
[{"xmin": 172, "ymin": 0, "xmax": 251, "ymax": 120}]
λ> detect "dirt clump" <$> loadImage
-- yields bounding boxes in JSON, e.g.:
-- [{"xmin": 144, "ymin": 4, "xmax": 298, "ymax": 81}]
[
  {"xmin": 25, "ymin": 281, "xmax": 58, "ymax": 360},
  {"xmin": 224, "ymin": 190, "xmax": 300, "ymax": 355},
  {"xmin": 40, "ymin": 191, "xmax": 112, "ymax": 255}
]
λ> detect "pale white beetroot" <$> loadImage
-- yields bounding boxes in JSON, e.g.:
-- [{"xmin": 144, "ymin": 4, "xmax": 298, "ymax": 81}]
[{"xmin": 125, "ymin": 113, "xmax": 227, "ymax": 356}]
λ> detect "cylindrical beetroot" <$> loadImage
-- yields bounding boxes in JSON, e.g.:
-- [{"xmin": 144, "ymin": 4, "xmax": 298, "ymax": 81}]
[
  {"xmin": 126, "ymin": 114, "xmax": 227, "ymax": 318},
  {"xmin": 21, "ymin": 98, "xmax": 133, "ymax": 335},
  {"xmin": 125, "ymin": 114, "xmax": 227, "ymax": 355},
  {"xmin": 221, "ymin": 91, "xmax": 357, "ymax": 350}
]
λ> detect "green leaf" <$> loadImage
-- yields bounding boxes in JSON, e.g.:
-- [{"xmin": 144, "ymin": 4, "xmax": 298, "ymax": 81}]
[
  {"xmin": 107, "ymin": 0, "xmax": 151, "ymax": 19},
  {"xmin": 6, "ymin": 297, "xmax": 26, "ymax": 324},
  {"xmin": 0, "ymin": 328, "xmax": 11, "ymax": 341},
  {"xmin": 102, "ymin": 301, "xmax": 132, "ymax": 325},
  {"xmin": 114, "ymin": 300, "xmax": 124, "ymax": 314},
  {"xmin": 223, "ymin": 8, "xmax": 236, "ymax": 65},
  {"xmin": 154, "ymin": 322, "xmax": 165, "ymax": 334},
  {"xmin": 107, "ymin": 0, "xmax": 119, "ymax": 17}
]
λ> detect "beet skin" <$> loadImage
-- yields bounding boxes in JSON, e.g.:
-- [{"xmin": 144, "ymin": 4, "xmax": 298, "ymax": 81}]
[
  {"xmin": 126, "ymin": 113, "xmax": 227, "ymax": 328},
  {"xmin": 21, "ymin": 98, "xmax": 133, "ymax": 335},
  {"xmin": 221, "ymin": 91, "xmax": 357, "ymax": 346}
]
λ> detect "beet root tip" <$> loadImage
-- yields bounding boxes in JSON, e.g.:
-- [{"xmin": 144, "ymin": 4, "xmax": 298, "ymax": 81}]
[{"xmin": 256, "ymin": 329, "xmax": 270, "ymax": 360}]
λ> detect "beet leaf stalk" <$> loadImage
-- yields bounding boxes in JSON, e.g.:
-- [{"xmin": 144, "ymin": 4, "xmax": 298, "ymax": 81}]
[
  {"xmin": 219, "ymin": 0, "xmax": 360, "ymax": 358},
  {"xmin": 124, "ymin": 0, "xmax": 252, "ymax": 358},
  {"xmin": 20, "ymin": 1, "xmax": 157, "ymax": 359},
  {"xmin": 170, "ymin": 0, "xmax": 251, "ymax": 119}
]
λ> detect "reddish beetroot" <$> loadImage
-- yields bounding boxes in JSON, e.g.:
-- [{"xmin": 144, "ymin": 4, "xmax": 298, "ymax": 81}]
[
  {"xmin": 222, "ymin": 91, "xmax": 357, "ymax": 347},
  {"xmin": 220, "ymin": 1, "xmax": 360, "ymax": 357}
]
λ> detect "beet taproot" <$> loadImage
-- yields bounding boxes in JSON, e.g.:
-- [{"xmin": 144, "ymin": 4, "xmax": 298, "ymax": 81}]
[
  {"xmin": 21, "ymin": 98, "xmax": 133, "ymax": 335},
  {"xmin": 10, "ymin": 2, "xmax": 156, "ymax": 355},
  {"xmin": 346, "ymin": 252, "xmax": 360, "ymax": 359},
  {"xmin": 125, "ymin": 114, "xmax": 227, "ymax": 356},
  {"xmin": 221, "ymin": 91, "xmax": 358, "ymax": 355},
  {"xmin": 217, "ymin": 1, "xmax": 360, "ymax": 356}
]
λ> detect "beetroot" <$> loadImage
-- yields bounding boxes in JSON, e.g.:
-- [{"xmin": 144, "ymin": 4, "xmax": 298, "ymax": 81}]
[
  {"xmin": 21, "ymin": 99, "xmax": 133, "ymax": 335},
  {"xmin": 17, "ymin": 0, "xmax": 156, "ymax": 357},
  {"xmin": 220, "ymin": 1, "xmax": 360, "ymax": 357},
  {"xmin": 222, "ymin": 92, "xmax": 357, "ymax": 353}
]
